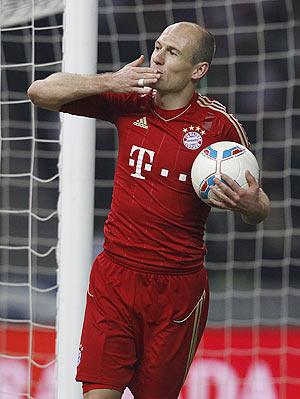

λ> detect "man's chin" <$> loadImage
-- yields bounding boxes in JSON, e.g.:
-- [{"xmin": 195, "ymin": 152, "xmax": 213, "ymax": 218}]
[
  {"xmin": 148, "ymin": 81, "xmax": 158, "ymax": 89},
  {"xmin": 149, "ymin": 80, "xmax": 163, "ymax": 90}
]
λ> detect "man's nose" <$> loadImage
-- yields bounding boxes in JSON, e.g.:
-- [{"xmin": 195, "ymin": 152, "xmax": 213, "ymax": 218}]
[{"xmin": 153, "ymin": 49, "xmax": 165, "ymax": 65}]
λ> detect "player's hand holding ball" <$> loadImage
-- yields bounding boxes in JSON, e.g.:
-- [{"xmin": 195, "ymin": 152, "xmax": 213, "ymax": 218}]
[{"xmin": 191, "ymin": 141, "xmax": 261, "ymax": 215}]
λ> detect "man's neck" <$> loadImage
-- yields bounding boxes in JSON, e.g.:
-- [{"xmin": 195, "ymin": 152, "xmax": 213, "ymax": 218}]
[{"xmin": 154, "ymin": 87, "xmax": 195, "ymax": 110}]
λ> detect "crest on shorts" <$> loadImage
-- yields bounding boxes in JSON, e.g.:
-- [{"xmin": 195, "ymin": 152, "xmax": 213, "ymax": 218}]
[
  {"xmin": 182, "ymin": 126, "xmax": 205, "ymax": 150},
  {"xmin": 77, "ymin": 344, "xmax": 83, "ymax": 366}
]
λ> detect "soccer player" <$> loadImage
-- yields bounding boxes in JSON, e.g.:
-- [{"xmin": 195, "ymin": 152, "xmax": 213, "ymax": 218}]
[{"xmin": 28, "ymin": 22, "xmax": 270, "ymax": 399}]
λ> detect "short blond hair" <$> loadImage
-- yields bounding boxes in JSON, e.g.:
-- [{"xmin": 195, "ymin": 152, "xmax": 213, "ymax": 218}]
[
  {"xmin": 171, "ymin": 22, "xmax": 216, "ymax": 65},
  {"xmin": 192, "ymin": 26, "xmax": 216, "ymax": 65}
]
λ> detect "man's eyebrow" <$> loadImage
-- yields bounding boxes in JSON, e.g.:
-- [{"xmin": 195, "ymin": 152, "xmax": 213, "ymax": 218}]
[{"xmin": 155, "ymin": 40, "xmax": 182, "ymax": 54}]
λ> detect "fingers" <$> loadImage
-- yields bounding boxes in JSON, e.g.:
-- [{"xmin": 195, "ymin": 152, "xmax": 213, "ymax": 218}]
[
  {"xmin": 125, "ymin": 55, "xmax": 161, "ymax": 87},
  {"xmin": 135, "ymin": 86, "xmax": 152, "ymax": 94},
  {"xmin": 208, "ymin": 171, "xmax": 261, "ymax": 214},
  {"xmin": 127, "ymin": 55, "xmax": 160, "ymax": 77},
  {"xmin": 128, "ymin": 55, "xmax": 144, "ymax": 67},
  {"xmin": 213, "ymin": 175, "xmax": 239, "ymax": 198},
  {"xmin": 210, "ymin": 184, "xmax": 237, "ymax": 208},
  {"xmin": 111, "ymin": 55, "xmax": 161, "ymax": 93},
  {"xmin": 128, "ymin": 56, "xmax": 159, "ymax": 74},
  {"xmin": 136, "ymin": 67, "xmax": 161, "ymax": 74},
  {"xmin": 207, "ymin": 197, "xmax": 229, "ymax": 210},
  {"xmin": 210, "ymin": 175, "xmax": 240, "ymax": 207},
  {"xmin": 135, "ymin": 76, "xmax": 160, "ymax": 87},
  {"xmin": 126, "ymin": 64, "xmax": 161, "ymax": 87},
  {"xmin": 245, "ymin": 170, "xmax": 258, "ymax": 187},
  {"xmin": 218, "ymin": 174, "xmax": 240, "ymax": 191}
]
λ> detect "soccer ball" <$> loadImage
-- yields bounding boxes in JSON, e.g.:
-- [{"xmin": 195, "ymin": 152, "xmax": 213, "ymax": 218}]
[{"xmin": 191, "ymin": 141, "xmax": 259, "ymax": 203}]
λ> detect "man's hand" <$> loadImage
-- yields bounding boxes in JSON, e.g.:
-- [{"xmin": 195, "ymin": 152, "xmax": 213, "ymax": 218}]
[
  {"xmin": 208, "ymin": 170, "xmax": 270, "ymax": 224},
  {"xmin": 109, "ymin": 55, "xmax": 161, "ymax": 94}
]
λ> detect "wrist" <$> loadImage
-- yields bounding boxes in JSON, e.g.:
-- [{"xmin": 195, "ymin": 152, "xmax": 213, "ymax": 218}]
[
  {"xmin": 93, "ymin": 72, "xmax": 114, "ymax": 93},
  {"xmin": 241, "ymin": 201, "xmax": 268, "ymax": 225},
  {"xmin": 77, "ymin": 73, "xmax": 111, "ymax": 95}
]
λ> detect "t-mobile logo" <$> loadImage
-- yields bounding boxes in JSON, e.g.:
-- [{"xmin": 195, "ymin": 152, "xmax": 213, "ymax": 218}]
[{"xmin": 129, "ymin": 145, "xmax": 155, "ymax": 180}]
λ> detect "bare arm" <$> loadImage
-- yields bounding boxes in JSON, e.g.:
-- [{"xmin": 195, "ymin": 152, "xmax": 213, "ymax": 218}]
[
  {"xmin": 208, "ymin": 171, "xmax": 270, "ymax": 224},
  {"xmin": 27, "ymin": 55, "xmax": 160, "ymax": 111},
  {"xmin": 27, "ymin": 72, "xmax": 105, "ymax": 111}
]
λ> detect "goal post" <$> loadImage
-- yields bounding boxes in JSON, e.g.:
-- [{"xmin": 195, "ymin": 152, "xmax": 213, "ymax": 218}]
[{"xmin": 56, "ymin": 0, "xmax": 98, "ymax": 397}]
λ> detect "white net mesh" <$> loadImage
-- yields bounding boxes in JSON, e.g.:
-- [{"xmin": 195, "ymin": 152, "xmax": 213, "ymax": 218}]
[
  {"xmin": 0, "ymin": 0, "xmax": 64, "ymax": 28},
  {"xmin": 1, "ymin": 0, "xmax": 300, "ymax": 397},
  {"xmin": 0, "ymin": 8, "xmax": 63, "ymax": 398}
]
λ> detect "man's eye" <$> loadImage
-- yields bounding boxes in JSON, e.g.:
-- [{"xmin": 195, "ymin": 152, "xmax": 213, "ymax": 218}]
[{"xmin": 169, "ymin": 50, "xmax": 178, "ymax": 56}]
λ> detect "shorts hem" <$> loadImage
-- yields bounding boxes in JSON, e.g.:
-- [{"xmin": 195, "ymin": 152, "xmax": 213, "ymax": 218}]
[
  {"xmin": 82, "ymin": 383, "xmax": 123, "ymax": 395},
  {"xmin": 131, "ymin": 388, "xmax": 179, "ymax": 399},
  {"xmin": 77, "ymin": 375, "xmax": 125, "ymax": 394}
]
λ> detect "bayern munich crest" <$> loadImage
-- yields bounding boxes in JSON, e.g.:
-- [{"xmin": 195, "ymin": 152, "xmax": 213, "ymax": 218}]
[{"xmin": 182, "ymin": 126, "xmax": 205, "ymax": 150}]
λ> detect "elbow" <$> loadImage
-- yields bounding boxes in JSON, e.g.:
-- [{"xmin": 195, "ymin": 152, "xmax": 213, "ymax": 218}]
[
  {"xmin": 27, "ymin": 80, "xmax": 60, "ymax": 111},
  {"xmin": 27, "ymin": 80, "xmax": 43, "ymax": 104}
]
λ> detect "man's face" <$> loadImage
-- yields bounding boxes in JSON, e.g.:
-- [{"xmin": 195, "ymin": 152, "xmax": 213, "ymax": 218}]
[{"xmin": 150, "ymin": 25, "xmax": 198, "ymax": 93}]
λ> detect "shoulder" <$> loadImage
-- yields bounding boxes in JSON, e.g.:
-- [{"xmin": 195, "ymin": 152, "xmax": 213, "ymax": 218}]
[
  {"xmin": 196, "ymin": 93, "xmax": 232, "ymax": 120},
  {"xmin": 195, "ymin": 93, "xmax": 249, "ymax": 147}
]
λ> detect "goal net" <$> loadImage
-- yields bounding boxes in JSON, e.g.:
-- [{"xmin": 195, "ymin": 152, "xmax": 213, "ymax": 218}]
[
  {"xmin": 0, "ymin": 2, "xmax": 64, "ymax": 397},
  {"xmin": 1, "ymin": 0, "xmax": 299, "ymax": 398}
]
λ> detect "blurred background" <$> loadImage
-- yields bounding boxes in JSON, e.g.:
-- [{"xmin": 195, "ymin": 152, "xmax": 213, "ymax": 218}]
[{"xmin": 1, "ymin": 0, "xmax": 300, "ymax": 398}]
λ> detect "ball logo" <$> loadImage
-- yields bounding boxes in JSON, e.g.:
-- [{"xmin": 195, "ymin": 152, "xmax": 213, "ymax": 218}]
[{"xmin": 183, "ymin": 131, "xmax": 203, "ymax": 150}]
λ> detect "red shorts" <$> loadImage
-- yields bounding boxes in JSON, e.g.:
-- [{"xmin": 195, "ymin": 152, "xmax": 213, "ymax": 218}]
[{"xmin": 76, "ymin": 251, "xmax": 209, "ymax": 399}]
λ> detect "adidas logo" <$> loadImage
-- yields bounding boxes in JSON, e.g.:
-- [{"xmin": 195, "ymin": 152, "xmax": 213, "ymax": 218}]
[{"xmin": 133, "ymin": 117, "xmax": 148, "ymax": 129}]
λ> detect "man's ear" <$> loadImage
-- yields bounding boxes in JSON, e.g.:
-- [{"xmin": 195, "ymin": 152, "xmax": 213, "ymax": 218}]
[{"xmin": 192, "ymin": 62, "xmax": 209, "ymax": 80}]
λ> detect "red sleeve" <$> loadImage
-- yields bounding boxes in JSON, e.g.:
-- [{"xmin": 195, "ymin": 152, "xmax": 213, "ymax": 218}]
[
  {"xmin": 59, "ymin": 92, "xmax": 141, "ymax": 123},
  {"xmin": 218, "ymin": 113, "xmax": 250, "ymax": 148}
]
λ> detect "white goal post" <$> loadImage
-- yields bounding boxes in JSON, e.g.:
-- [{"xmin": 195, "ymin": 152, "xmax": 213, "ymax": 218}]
[{"xmin": 56, "ymin": 0, "xmax": 98, "ymax": 397}]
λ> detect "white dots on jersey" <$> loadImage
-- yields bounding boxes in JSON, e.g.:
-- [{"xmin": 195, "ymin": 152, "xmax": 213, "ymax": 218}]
[{"xmin": 144, "ymin": 163, "xmax": 152, "ymax": 172}]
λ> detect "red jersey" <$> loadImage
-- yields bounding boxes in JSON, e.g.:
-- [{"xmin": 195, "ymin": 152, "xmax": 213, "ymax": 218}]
[{"xmin": 60, "ymin": 91, "xmax": 249, "ymax": 272}]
